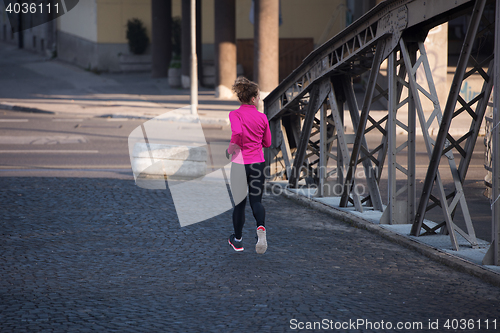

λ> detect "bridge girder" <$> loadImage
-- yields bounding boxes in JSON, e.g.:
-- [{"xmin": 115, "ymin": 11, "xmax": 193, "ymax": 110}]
[{"xmin": 264, "ymin": 0, "xmax": 497, "ymax": 255}]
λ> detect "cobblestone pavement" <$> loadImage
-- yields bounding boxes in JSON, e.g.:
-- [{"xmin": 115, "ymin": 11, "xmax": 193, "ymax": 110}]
[{"xmin": 1, "ymin": 177, "xmax": 499, "ymax": 333}]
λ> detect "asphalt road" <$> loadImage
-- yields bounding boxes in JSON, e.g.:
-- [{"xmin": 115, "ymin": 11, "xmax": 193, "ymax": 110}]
[{"xmin": 0, "ymin": 109, "xmax": 231, "ymax": 178}]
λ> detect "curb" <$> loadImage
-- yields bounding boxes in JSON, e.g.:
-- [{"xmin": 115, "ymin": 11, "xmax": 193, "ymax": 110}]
[
  {"xmin": 270, "ymin": 184, "xmax": 500, "ymax": 288},
  {"xmin": 0, "ymin": 103, "xmax": 55, "ymax": 115},
  {"xmin": 98, "ymin": 114, "xmax": 230, "ymax": 125},
  {"xmin": 0, "ymin": 105, "xmax": 230, "ymax": 125}
]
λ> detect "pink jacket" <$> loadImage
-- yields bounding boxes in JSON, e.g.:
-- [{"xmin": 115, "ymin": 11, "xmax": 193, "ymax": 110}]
[{"xmin": 228, "ymin": 104, "xmax": 272, "ymax": 164}]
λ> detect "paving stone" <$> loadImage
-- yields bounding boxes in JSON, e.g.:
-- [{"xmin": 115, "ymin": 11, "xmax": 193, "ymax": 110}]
[{"xmin": 0, "ymin": 177, "xmax": 499, "ymax": 332}]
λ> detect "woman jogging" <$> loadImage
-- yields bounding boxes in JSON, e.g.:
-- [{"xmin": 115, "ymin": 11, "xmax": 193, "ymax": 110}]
[{"xmin": 227, "ymin": 76, "xmax": 272, "ymax": 254}]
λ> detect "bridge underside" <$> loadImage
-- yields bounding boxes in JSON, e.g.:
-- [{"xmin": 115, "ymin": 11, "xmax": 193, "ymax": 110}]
[{"xmin": 264, "ymin": 0, "xmax": 500, "ymax": 263}]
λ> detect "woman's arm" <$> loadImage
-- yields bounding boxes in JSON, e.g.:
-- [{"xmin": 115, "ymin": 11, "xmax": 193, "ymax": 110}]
[
  {"xmin": 262, "ymin": 119, "xmax": 272, "ymax": 148},
  {"xmin": 228, "ymin": 112, "xmax": 242, "ymax": 154}
]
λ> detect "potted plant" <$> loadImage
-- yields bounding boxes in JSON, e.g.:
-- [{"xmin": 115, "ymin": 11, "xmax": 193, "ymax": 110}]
[
  {"xmin": 120, "ymin": 18, "xmax": 151, "ymax": 72},
  {"xmin": 168, "ymin": 57, "xmax": 182, "ymax": 87},
  {"xmin": 126, "ymin": 18, "xmax": 149, "ymax": 55}
]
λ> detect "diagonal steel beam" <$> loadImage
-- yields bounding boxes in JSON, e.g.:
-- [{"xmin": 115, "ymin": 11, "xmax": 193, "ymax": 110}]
[
  {"xmin": 340, "ymin": 39, "xmax": 386, "ymax": 209},
  {"xmin": 289, "ymin": 82, "xmax": 329, "ymax": 187},
  {"xmin": 328, "ymin": 85, "xmax": 363, "ymax": 210},
  {"xmin": 402, "ymin": 35, "xmax": 479, "ymax": 248},
  {"xmin": 341, "ymin": 77, "xmax": 383, "ymax": 211},
  {"xmin": 413, "ymin": 0, "xmax": 487, "ymax": 235},
  {"xmin": 399, "ymin": 38, "xmax": 463, "ymax": 250},
  {"xmin": 342, "ymin": 76, "xmax": 386, "ymax": 208},
  {"xmin": 457, "ymin": 60, "xmax": 494, "ymax": 182}
]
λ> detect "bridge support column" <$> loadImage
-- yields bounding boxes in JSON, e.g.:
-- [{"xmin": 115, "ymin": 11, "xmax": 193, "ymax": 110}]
[
  {"xmin": 254, "ymin": 0, "xmax": 279, "ymax": 101},
  {"xmin": 381, "ymin": 48, "xmax": 416, "ymax": 225},
  {"xmin": 214, "ymin": 0, "xmax": 236, "ymax": 99}
]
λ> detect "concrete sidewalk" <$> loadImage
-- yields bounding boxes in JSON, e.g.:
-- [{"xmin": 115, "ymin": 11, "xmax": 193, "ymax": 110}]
[
  {"xmin": 0, "ymin": 43, "xmax": 239, "ymax": 124},
  {"xmin": 273, "ymin": 183, "xmax": 500, "ymax": 286}
]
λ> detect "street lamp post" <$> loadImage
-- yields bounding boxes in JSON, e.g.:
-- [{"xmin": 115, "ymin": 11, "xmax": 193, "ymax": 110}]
[{"xmin": 190, "ymin": 0, "xmax": 198, "ymax": 115}]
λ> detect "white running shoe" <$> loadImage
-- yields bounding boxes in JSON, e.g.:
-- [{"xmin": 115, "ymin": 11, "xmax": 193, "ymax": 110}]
[{"xmin": 255, "ymin": 226, "xmax": 267, "ymax": 254}]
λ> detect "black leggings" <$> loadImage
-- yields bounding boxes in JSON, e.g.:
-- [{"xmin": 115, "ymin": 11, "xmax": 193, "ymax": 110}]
[{"xmin": 231, "ymin": 162, "xmax": 265, "ymax": 239}]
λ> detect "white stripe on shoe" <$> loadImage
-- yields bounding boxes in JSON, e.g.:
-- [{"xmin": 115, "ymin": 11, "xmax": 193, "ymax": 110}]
[{"xmin": 228, "ymin": 236, "xmax": 244, "ymax": 252}]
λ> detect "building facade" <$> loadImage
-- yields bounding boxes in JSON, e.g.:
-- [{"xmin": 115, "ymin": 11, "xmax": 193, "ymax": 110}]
[{"xmin": 1, "ymin": 0, "xmax": 347, "ymax": 80}]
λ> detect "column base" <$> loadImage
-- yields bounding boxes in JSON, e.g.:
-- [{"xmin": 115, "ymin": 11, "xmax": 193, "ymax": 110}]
[{"xmin": 215, "ymin": 85, "xmax": 234, "ymax": 99}]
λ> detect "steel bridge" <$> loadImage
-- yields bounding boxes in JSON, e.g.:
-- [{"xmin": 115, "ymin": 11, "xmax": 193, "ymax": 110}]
[{"xmin": 264, "ymin": 0, "xmax": 500, "ymax": 265}]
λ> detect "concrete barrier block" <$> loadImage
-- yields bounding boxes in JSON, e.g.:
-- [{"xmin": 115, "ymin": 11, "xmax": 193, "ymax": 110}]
[
  {"xmin": 132, "ymin": 158, "xmax": 206, "ymax": 178},
  {"xmin": 132, "ymin": 143, "xmax": 207, "ymax": 162},
  {"xmin": 131, "ymin": 143, "xmax": 208, "ymax": 178}
]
